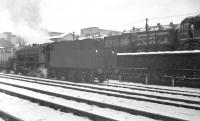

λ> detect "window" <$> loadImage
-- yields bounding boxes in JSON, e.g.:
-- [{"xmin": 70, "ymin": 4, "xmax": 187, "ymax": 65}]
[{"xmin": 180, "ymin": 23, "xmax": 189, "ymax": 32}]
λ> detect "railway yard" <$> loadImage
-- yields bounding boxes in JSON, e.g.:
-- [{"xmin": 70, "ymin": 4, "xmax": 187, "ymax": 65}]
[
  {"xmin": 0, "ymin": 13, "xmax": 199, "ymax": 121},
  {"xmin": 0, "ymin": 73, "xmax": 200, "ymax": 121},
  {"xmin": 0, "ymin": 0, "xmax": 200, "ymax": 121}
]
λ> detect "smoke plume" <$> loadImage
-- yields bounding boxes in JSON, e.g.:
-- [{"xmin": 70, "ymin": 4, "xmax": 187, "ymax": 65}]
[{"xmin": 0, "ymin": 0, "xmax": 50, "ymax": 44}]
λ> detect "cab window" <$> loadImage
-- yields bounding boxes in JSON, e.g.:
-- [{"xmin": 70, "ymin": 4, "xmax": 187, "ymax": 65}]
[{"xmin": 181, "ymin": 23, "xmax": 190, "ymax": 32}]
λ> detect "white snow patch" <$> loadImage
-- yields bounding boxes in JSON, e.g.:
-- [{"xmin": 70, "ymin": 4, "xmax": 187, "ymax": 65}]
[
  {"xmin": 117, "ymin": 50, "xmax": 200, "ymax": 56},
  {"xmin": 0, "ymin": 92, "xmax": 90, "ymax": 121},
  {"xmin": 0, "ymin": 118, "xmax": 5, "ymax": 121},
  {"xmin": 0, "ymin": 80, "xmax": 156, "ymax": 121}
]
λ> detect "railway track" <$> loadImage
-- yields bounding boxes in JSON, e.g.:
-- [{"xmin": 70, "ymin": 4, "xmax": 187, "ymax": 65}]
[
  {"xmin": 0, "ymin": 74, "xmax": 200, "ymax": 120},
  {"xmin": 0, "ymin": 73, "xmax": 200, "ymax": 110},
  {"xmin": 0, "ymin": 84, "xmax": 123, "ymax": 121},
  {"xmin": 2, "ymin": 73, "xmax": 200, "ymax": 98},
  {"xmin": 0, "ymin": 81, "xmax": 185, "ymax": 121},
  {"xmin": 1, "ymin": 73, "xmax": 200, "ymax": 109},
  {"xmin": 0, "ymin": 110, "xmax": 23, "ymax": 121},
  {"xmin": 100, "ymin": 81, "xmax": 200, "ymax": 96},
  {"xmin": 0, "ymin": 91, "xmax": 96, "ymax": 121}
]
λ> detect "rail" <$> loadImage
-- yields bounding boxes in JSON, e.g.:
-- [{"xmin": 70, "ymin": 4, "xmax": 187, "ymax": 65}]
[
  {"xmin": 0, "ymin": 109, "xmax": 24, "ymax": 121},
  {"xmin": 0, "ymin": 85, "xmax": 117, "ymax": 121}
]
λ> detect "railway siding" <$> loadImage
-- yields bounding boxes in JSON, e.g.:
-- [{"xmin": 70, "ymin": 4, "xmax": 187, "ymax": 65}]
[
  {"xmin": 0, "ymin": 84, "xmax": 123, "ymax": 121},
  {"xmin": 2, "ymin": 73, "xmax": 200, "ymax": 102},
  {"xmin": 1, "ymin": 74, "xmax": 200, "ymax": 110},
  {"xmin": 1, "ymin": 73, "xmax": 200, "ymax": 105},
  {"xmin": 0, "ymin": 82, "xmax": 185, "ymax": 121},
  {"xmin": 0, "ymin": 93, "xmax": 91, "ymax": 121},
  {"xmin": 0, "ymin": 76, "xmax": 200, "ymax": 120}
]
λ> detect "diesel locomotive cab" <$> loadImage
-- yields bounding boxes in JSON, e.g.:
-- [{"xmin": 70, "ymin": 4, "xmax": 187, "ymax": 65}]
[{"xmin": 179, "ymin": 14, "xmax": 200, "ymax": 50}]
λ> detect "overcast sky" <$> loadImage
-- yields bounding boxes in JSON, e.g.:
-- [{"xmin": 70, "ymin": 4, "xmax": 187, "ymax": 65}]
[{"xmin": 0, "ymin": 0, "xmax": 200, "ymax": 34}]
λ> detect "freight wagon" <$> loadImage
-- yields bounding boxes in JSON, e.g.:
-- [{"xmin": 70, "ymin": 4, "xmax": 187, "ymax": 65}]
[{"xmin": 117, "ymin": 50, "xmax": 200, "ymax": 87}]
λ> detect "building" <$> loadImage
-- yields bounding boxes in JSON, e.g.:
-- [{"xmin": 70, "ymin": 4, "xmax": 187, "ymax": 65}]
[
  {"xmin": 0, "ymin": 32, "xmax": 25, "ymax": 47},
  {"xmin": 81, "ymin": 27, "xmax": 121, "ymax": 39},
  {"xmin": 48, "ymin": 31, "xmax": 64, "ymax": 37},
  {"xmin": 49, "ymin": 33, "xmax": 79, "ymax": 42}
]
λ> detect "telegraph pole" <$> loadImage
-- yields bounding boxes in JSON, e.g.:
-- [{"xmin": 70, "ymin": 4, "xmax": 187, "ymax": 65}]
[
  {"xmin": 145, "ymin": 18, "xmax": 149, "ymax": 32},
  {"xmin": 72, "ymin": 32, "xmax": 75, "ymax": 40}
]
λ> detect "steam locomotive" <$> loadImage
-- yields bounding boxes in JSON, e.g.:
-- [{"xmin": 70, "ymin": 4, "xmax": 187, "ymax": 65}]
[
  {"xmin": 104, "ymin": 15, "xmax": 200, "ymax": 52},
  {"xmin": 2, "ymin": 14, "xmax": 200, "ymax": 85},
  {"xmin": 14, "ymin": 39, "xmax": 116, "ymax": 82}
]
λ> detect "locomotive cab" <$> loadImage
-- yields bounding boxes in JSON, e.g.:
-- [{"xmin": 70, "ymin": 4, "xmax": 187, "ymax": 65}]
[{"xmin": 179, "ymin": 14, "xmax": 200, "ymax": 49}]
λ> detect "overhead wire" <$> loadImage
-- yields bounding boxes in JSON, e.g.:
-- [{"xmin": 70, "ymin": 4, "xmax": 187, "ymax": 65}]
[
  {"xmin": 110, "ymin": 12, "xmax": 200, "ymax": 31},
  {"xmin": 150, "ymin": 12, "xmax": 200, "ymax": 20}
]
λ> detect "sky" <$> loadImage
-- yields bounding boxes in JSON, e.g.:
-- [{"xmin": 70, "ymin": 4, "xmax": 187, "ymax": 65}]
[
  {"xmin": 40, "ymin": 0, "xmax": 200, "ymax": 33},
  {"xmin": 0, "ymin": 0, "xmax": 200, "ymax": 43}
]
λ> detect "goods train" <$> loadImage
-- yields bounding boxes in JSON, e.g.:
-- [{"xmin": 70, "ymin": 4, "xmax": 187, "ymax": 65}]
[
  {"xmin": 1, "ymin": 14, "xmax": 200, "ymax": 86},
  {"xmin": 117, "ymin": 50, "xmax": 200, "ymax": 87}
]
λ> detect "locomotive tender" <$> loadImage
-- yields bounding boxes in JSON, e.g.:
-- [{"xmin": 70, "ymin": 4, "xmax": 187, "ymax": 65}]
[
  {"xmin": 3, "ymin": 14, "xmax": 200, "ymax": 85},
  {"xmin": 47, "ymin": 39, "xmax": 115, "ymax": 82}
]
